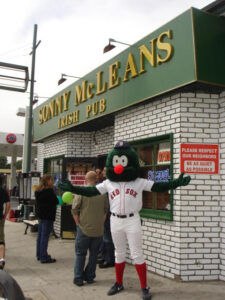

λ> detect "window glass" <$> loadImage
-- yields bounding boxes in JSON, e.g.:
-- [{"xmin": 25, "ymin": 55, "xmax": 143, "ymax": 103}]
[
  {"xmin": 136, "ymin": 145, "xmax": 153, "ymax": 166},
  {"xmin": 66, "ymin": 161, "xmax": 93, "ymax": 186},
  {"xmin": 130, "ymin": 134, "xmax": 173, "ymax": 220},
  {"xmin": 139, "ymin": 167, "xmax": 154, "ymax": 209}
]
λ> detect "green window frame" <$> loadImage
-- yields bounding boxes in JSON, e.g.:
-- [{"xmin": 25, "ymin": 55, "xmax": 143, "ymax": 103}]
[{"xmin": 130, "ymin": 133, "xmax": 173, "ymax": 221}]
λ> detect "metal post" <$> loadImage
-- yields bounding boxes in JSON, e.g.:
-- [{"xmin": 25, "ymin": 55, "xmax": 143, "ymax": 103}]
[
  {"xmin": 25, "ymin": 24, "xmax": 38, "ymax": 173},
  {"xmin": 22, "ymin": 106, "xmax": 29, "ymax": 173}
]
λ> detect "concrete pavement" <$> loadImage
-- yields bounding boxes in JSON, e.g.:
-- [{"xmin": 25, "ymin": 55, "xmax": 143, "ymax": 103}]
[{"xmin": 4, "ymin": 221, "xmax": 225, "ymax": 300}]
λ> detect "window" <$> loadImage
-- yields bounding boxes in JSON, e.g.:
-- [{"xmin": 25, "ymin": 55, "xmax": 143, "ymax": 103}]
[
  {"xmin": 65, "ymin": 160, "xmax": 95, "ymax": 186},
  {"xmin": 44, "ymin": 156, "xmax": 64, "ymax": 186},
  {"xmin": 130, "ymin": 133, "xmax": 173, "ymax": 221}
]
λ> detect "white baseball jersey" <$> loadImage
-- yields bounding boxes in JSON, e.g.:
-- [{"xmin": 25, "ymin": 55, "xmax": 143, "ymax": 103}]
[{"xmin": 96, "ymin": 178, "xmax": 154, "ymax": 215}]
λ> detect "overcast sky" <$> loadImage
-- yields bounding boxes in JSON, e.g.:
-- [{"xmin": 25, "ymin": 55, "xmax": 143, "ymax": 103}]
[{"xmin": 0, "ymin": 0, "xmax": 213, "ymax": 134}]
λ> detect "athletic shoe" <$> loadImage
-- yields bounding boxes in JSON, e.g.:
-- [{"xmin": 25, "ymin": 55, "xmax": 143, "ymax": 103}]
[
  {"xmin": 86, "ymin": 279, "xmax": 95, "ymax": 284},
  {"xmin": 99, "ymin": 262, "xmax": 115, "ymax": 269},
  {"xmin": 141, "ymin": 287, "xmax": 152, "ymax": 300},
  {"xmin": 41, "ymin": 258, "xmax": 56, "ymax": 264},
  {"xmin": 73, "ymin": 278, "xmax": 83, "ymax": 286},
  {"xmin": 107, "ymin": 282, "xmax": 124, "ymax": 296},
  {"xmin": 97, "ymin": 258, "xmax": 104, "ymax": 264}
]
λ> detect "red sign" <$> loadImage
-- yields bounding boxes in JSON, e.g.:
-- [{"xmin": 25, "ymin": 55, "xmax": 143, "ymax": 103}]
[
  {"xmin": 158, "ymin": 151, "xmax": 170, "ymax": 163},
  {"xmin": 69, "ymin": 171, "xmax": 86, "ymax": 186},
  {"xmin": 6, "ymin": 133, "xmax": 17, "ymax": 144},
  {"xmin": 180, "ymin": 144, "xmax": 219, "ymax": 174}
]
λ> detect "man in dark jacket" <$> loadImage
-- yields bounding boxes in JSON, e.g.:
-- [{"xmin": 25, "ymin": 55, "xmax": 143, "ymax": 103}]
[
  {"xmin": 35, "ymin": 175, "xmax": 58, "ymax": 264},
  {"xmin": 0, "ymin": 176, "xmax": 10, "ymax": 270}
]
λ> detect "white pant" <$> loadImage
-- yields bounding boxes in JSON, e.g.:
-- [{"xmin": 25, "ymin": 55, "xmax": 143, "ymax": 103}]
[{"xmin": 110, "ymin": 213, "xmax": 144, "ymax": 265}]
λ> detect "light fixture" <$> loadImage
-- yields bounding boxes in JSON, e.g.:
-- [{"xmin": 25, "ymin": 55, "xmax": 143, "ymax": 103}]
[
  {"xmin": 16, "ymin": 108, "xmax": 26, "ymax": 117},
  {"xmin": 58, "ymin": 73, "xmax": 81, "ymax": 85},
  {"xmin": 103, "ymin": 38, "xmax": 131, "ymax": 53},
  {"xmin": 0, "ymin": 62, "xmax": 29, "ymax": 92}
]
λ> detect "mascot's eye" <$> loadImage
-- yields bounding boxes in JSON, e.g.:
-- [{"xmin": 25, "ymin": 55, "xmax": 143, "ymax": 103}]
[
  {"xmin": 112, "ymin": 155, "xmax": 120, "ymax": 167},
  {"xmin": 120, "ymin": 155, "xmax": 128, "ymax": 167}
]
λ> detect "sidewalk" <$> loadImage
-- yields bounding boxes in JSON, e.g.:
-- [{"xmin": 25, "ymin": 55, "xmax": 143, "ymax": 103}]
[{"xmin": 4, "ymin": 221, "xmax": 225, "ymax": 300}]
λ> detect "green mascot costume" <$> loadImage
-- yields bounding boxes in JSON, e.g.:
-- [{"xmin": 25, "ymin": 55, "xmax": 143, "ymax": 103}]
[{"xmin": 59, "ymin": 141, "xmax": 191, "ymax": 300}]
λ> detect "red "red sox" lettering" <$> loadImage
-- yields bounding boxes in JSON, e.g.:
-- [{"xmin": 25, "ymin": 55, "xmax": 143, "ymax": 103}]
[
  {"xmin": 110, "ymin": 188, "xmax": 138, "ymax": 200},
  {"xmin": 110, "ymin": 189, "xmax": 120, "ymax": 200},
  {"xmin": 126, "ymin": 188, "xmax": 138, "ymax": 198}
]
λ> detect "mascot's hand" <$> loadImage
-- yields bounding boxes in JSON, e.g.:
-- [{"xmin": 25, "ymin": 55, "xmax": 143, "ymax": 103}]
[
  {"xmin": 151, "ymin": 173, "xmax": 191, "ymax": 192},
  {"xmin": 176, "ymin": 173, "xmax": 191, "ymax": 187},
  {"xmin": 58, "ymin": 180, "xmax": 73, "ymax": 192},
  {"xmin": 58, "ymin": 181, "xmax": 100, "ymax": 197}
]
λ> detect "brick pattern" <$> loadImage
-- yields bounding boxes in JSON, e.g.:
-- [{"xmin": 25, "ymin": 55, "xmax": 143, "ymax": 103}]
[
  {"xmin": 37, "ymin": 91, "xmax": 225, "ymax": 281},
  {"xmin": 114, "ymin": 92, "xmax": 223, "ymax": 281},
  {"xmin": 53, "ymin": 206, "xmax": 61, "ymax": 237},
  {"xmin": 179, "ymin": 93, "xmax": 221, "ymax": 281},
  {"xmin": 115, "ymin": 94, "xmax": 182, "ymax": 279},
  {"xmin": 90, "ymin": 126, "xmax": 114, "ymax": 157},
  {"xmin": 37, "ymin": 143, "xmax": 44, "ymax": 175},
  {"xmin": 40, "ymin": 127, "xmax": 114, "ymax": 160},
  {"xmin": 219, "ymin": 91, "xmax": 225, "ymax": 281}
]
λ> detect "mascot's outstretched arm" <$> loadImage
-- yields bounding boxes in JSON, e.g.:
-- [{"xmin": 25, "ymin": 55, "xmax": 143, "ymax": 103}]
[
  {"xmin": 58, "ymin": 180, "xmax": 100, "ymax": 197},
  {"xmin": 151, "ymin": 173, "xmax": 191, "ymax": 193}
]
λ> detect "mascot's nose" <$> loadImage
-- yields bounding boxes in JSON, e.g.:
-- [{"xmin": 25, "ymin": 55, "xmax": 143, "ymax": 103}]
[{"xmin": 114, "ymin": 165, "xmax": 124, "ymax": 174}]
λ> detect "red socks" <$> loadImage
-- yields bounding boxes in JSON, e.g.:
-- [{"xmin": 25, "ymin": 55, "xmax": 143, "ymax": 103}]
[
  {"xmin": 135, "ymin": 263, "xmax": 147, "ymax": 288},
  {"xmin": 115, "ymin": 262, "xmax": 147, "ymax": 288},
  {"xmin": 115, "ymin": 262, "xmax": 126, "ymax": 285}
]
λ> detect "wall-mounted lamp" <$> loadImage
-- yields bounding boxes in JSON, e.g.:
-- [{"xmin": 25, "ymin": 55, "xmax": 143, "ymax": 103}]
[
  {"xmin": 103, "ymin": 38, "xmax": 131, "ymax": 53},
  {"xmin": 58, "ymin": 73, "xmax": 81, "ymax": 85}
]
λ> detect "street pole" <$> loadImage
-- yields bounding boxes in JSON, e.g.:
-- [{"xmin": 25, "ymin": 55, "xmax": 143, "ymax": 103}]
[{"xmin": 24, "ymin": 24, "xmax": 40, "ymax": 173}]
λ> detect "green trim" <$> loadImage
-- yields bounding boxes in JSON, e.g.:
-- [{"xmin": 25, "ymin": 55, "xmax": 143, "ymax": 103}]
[
  {"xmin": 130, "ymin": 133, "xmax": 174, "ymax": 221},
  {"xmin": 43, "ymin": 155, "xmax": 65, "ymax": 175},
  {"xmin": 140, "ymin": 208, "xmax": 171, "ymax": 221}
]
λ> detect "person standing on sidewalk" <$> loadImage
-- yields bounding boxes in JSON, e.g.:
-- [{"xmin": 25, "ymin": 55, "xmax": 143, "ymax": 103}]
[
  {"xmin": 35, "ymin": 174, "xmax": 58, "ymax": 264},
  {"xmin": 0, "ymin": 176, "xmax": 10, "ymax": 270},
  {"xmin": 99, "ymin": 167, "xmax": 115, "ymax": 269},
  {"xmin": 72, "ymin": 171, "xmax": 108, "ymax": 286}
]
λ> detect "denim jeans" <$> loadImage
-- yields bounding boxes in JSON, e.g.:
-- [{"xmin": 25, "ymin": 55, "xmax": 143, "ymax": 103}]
[
  {"xmin": 36, "ymin": 219, "xmax": 53, "ymax": 262},
  {"xmin": 102, "ymin": 213, "xmax": 115, "ymax": 263},
  {"xmin": 74, "ymin": 226, "xmax": 102, "ymax": 282}
]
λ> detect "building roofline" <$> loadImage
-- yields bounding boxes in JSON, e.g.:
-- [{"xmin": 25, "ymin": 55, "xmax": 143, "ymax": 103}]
[{"xmin": 203, "ymin": 0, "xmax": 225, "ymax": 15}]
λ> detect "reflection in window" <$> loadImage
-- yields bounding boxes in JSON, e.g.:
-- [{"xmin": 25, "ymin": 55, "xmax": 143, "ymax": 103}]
[
  {"xmin": 66, "ymin": 162, "xmax": 93, "ymax": 186},
  {"xmin": 45, "ymin": 157, "xmax": 63, "ymax": 187},
  {"xmin": 133, "ymin": 137, "xmax": 172, "ymax": 213}
]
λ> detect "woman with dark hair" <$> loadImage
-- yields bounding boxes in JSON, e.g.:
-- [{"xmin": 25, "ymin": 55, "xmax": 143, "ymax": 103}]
[{"xmin": 35, "ymin": 174, "xmax": 58, "ymax": 263}]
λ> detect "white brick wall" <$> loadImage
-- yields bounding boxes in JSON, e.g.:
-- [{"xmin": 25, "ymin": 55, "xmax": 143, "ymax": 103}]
[
  {"xmin": 91, "ymin": 126, "xmax": 114, "ymax": 157},
  {"xmin": 38, "ymin": 127, "xmax": 114, "ymax": 161},
  {"xmin": 115, "ymin": 94, "xmax": 183, "ymax": 279},
  {"xmin": 37, "ymin": 143, "xmax": 44, "ymax": 175},
  {"xmin": 114, "ymin": 92, "xmax": 223, "ymax": 281},
  {"xmin": 219, "ymin": 91, "xmax": 225, "ymax": 281},
  {"xmin": 54, "ymin": 206, "xmax": 61, "ymax": 237},
  {"xmin": 179, "ymin": 93, "xmax": 221, "ymax": 281}
]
